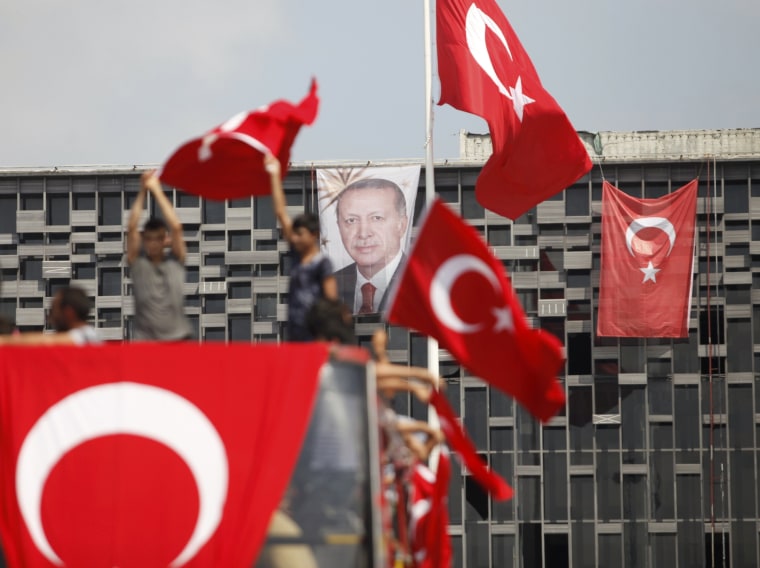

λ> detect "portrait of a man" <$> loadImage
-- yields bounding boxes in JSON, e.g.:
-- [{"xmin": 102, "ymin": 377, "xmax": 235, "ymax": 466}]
[{"xmin": 317, "ymin": 166, "xmax": 420, "ymax": 315}]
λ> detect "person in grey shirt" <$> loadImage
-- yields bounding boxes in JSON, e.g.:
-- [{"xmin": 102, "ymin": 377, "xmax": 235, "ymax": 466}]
[{"xmin": 126, "ymin": 170, "xmax": 192, "ymax": 341}]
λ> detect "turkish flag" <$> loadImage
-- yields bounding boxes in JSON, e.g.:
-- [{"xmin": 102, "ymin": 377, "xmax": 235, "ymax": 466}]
[
  {"xmin": 597, "ymin": 180, "xmax": 698, "ymax": 338},
  {"xmin": 436, "ymin": 0, "xmax": 592, "ymax": 220},
  {"xmin": 0, "ymin": 342, "xmax": 328, "ymax": 568},
  {"xmin": 386, "ymin": 198, "xmax": 565, "ymax": 422},
  {"xmin": 158, "ymin": 79, "xmax": 319, "ymax": 200},
  {"xmin": 410, "ymin": 449, "xmax": 452, "ymax": 568},
  {"xmin": 429, "ymin": 390, "xmax": 511, "ymax": 500}
]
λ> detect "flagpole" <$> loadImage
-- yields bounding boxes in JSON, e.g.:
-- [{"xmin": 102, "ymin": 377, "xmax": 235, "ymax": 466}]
[{"xmin": 423, "ymin": 0, "xmax": 441, "ymax": 469}]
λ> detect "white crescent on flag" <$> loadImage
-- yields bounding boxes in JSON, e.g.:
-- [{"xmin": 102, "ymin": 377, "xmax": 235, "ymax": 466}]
[
  {"xmin": 16, "ymin": 382, "xmax": 229, "ymax": 567},
  {"xmin": 430, "ymin": 254, "xmax": 503, "ymax": 334},
  {"xmin": 625, "ymin": 216, "xmax": 676, "ymax": 257},
  {"xmin": 465, "ymin": 3, "xmax": 534, "ymax": 121}
]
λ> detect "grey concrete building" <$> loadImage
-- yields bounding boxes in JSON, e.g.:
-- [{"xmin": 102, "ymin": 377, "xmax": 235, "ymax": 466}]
[{"xmin": 1, "ymin": 129, "xmax": 759, "ymax": 567}]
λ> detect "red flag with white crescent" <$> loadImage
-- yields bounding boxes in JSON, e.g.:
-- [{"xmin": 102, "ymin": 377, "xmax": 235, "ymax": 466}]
[
  {"xmin": 386, "ymin": 199, "xmax": 565, "ymax": 423},
  {"xmin": 0, "ymin": 343, "xmax": 328, "ymax": 568},
  {"xmin": 436, "ymin": 0, "xmax": 592, "ymax": 219},
  {"xmin": 597, "ymin": 180, "xmax": 698, "ymax": 337},
  {"xmin": 158, "ymin": 79, "xmax": 319, "ymax": 200}
]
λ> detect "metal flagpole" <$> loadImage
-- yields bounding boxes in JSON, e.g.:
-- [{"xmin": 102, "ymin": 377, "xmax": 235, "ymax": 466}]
[{"xmin": 423, "ymin": 0, "xmax": 441, "ymax": 469}]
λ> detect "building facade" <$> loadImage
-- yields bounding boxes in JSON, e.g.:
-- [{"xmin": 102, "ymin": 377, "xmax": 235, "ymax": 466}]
[{"xmin": 1, "ymin": 129, "xmax": 759, "ymax": 567}]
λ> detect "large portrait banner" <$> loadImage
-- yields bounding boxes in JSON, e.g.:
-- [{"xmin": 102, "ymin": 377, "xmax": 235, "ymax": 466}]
[{"xmin": 317, "ymin": 165, "xmax": 420, "ymax": 315}]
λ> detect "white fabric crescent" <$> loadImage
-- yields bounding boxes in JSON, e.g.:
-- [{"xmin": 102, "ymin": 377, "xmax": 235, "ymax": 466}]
[
  {"xmin": 465, "ymin": 4, "xmax": 513, "ymax": 100},
  {"xmin": 430, "ymin": 254, "xmax": 501, "ymax": 334},
  {"xmin": 15, "ymin": 382, "xmax": 229, "ymax": 567},
  {"xmin": 625, "ymin": 217, "xmax": 676, "ymax": 257}
]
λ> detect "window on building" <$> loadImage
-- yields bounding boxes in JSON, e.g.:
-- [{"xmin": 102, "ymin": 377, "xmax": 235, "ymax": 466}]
[
  {"xmin": 74, "ymin": 243, "xmax": 95, "ymax": 255},
  {"xmin": 254, "ymin": 196, "xmax": 275, "ymax": 229},
  {"xmin": 203, "ymin": 200, "xmax": 225, "ymax": 224},
  {"xmin": 203, "ymin": 231, "xmax": 225, "ymax": 242},
  {"xmin": 255, "ymin": 264, "xmax": 278, "ymax": 278},
  {"xmin": 186, "ymin": 266, "xmax": 199, "ymax": 283},
  {"xmin": 21, "ymin": 194, "xmax": 43, "ymax": 210},
  {"xmin": 256, "ymin": 240, "xmax": 277, "ymax": 252},
  {"xmin": 74, "ymin": 264, "xmax": 96, "ymax": 280},
  {"xmin": 204, "ymin": 295, "xmax": 226, "ymax": 314},
  {"xmin": 228, "ymin": 315, "xmax": 251, "ymax": 341},
  {"xmin": 254, "ymin": 294, "xmax": 277, "ymax": 320},
  {"xmin": 228, "ymin": 282, "xmax": 251, "ymax": 300},
  {"xmin": 567, "ymin": 333, "xmax": 591, "ymax": 375},
  {"xmin": 644, "ymin": 181, "xmax": 669, "ymax": 199},
  {"xmin": 565, "ymin": 185, "xmax": 589, "ymax": 216},
  {"xmin": 176, "ymin": 193, "xmax": 199, "ymax": 208},
  {"xmin": 98, "ymin": 194, "xmax": 121, "ymax": 225},
  {"xmin": 204, "ymin": 254, "xmax": 225, "ymax": 266},
  {"xmin": 21, "ymin": 259, "xmax": 42, "ymax": 280},
  {"xmin": 229, "ymin": 231, "xmax": 251, "ymax": 251},
  {"xmin": 724, "ymin": 180, "xmax": 749, "ymax": 214},
  {"xmin": 203, "ymin": 328, "xmax": 226, "ymax": 342},
  {"xmin": 20, "ymin": 298, "xmax": 42, "ymax": 309},
  {"xmin": 99, "ymin": 268, "xmax": 121, "ymax": 296},
  {"xmin": 462, "ymin": 186, "xmax": 484, "ymax": 219},
  {"xmin": 0, "ymin": 196, "xmax": 17, "ymax": 233},
  {"xmin": 46, "ymin": 195, "xmax": 69, "ymax": 225},
  {"xmin": 98, "ymin": 308, "xmax": 122, "ymax": 328}
]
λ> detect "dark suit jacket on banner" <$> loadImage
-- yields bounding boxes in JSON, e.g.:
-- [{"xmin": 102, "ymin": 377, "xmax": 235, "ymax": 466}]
[{"xmin": 335, "ymin": 255, "xmax": 406, "ymax": 315}]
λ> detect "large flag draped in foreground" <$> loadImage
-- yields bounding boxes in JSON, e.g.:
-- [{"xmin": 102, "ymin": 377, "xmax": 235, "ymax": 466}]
[
  {"xmin": 598, "ymin": 180, "xmax": 698, "ymax": 338},
  {"xmin": 0, "ymin": 343, "xmax": 328, "ymax": 568},
  {"xmin": 386, "ymin": 199, "xmax": 565, "ymax": 423},
  {"xmin": 159, "ymin": 79, "xmax": 319, "ymax": 200},
  {"xmin": 436, "ymin": 0, "xmax": 592, "ymax": 220}
]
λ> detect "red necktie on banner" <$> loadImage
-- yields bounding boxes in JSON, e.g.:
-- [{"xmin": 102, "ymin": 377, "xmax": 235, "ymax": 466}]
[
  {"xmin": 159, "ymin": 79, "xmax": 319, "ymax": 200},
  {"xmin": 597, "ymin": 180, "xmax": 698, "ymax": 337},
  {"xmin": 436, "ymin": 0, "xmax": 591, "ymax": 220},
  {"xmin": 386, "ymin": 199, "xmax": 565, "ymax": 423},
  {"xmin": 0, "ymin": 343, "xmax": 328, "ymax": 568},
  {"xmin": 359, "ymin": 283, "xmax": 376, "ymax": 314}
]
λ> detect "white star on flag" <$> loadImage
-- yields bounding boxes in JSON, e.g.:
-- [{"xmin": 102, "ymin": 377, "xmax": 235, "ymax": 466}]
[
  {"xmin": 640, "ymin": 261, "xmax": 660, "ymax": 283},
  {"xmin": 507, "ymin": 76, "xmax": 534, "ymax": 121},
  {"xmin": 492, "ymin": 306, "xmax": 514, "ymax": 332}
]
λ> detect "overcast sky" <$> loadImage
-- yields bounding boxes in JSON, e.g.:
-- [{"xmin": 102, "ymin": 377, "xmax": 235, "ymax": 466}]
[{"xmin": 1, "ymin": 0, "xmax": 758, "ymax": 168}]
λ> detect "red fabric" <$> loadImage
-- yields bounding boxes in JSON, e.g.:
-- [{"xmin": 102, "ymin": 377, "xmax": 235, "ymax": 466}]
[
  {"xmin": 429, "ymin": 390, "xmax": 512, "ymax": 501},
  {"xmin": 0, "ymin": 342, "xmax": 328, "ymax": 568},
  {"xmin": 159, "ymin": 79, "xmax": 319, "ymax": 200},
  {"xmin": 410, "ymin": 449, "xmax": 452, "ymax": 568},
  {"xmin": 436, "ymin": 0, "xmax": 592, "ymax": 220},
  {"xmin": 598, "ymin": 180, "xmax": 698, "ymax": 337},
  {"xmin": 386, "ymin": 199, "xmax": 565, "ymax": 422}
]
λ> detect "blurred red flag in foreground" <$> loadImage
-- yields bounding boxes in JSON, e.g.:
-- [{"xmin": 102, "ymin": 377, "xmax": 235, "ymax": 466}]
[
  {"xmin": 410, "ymin": 447, "xmax": 452, "ymax": 568},
  {"xmin": 159, "ymin": 79, "xmax": 319, "ymax": 200},
  {"xmin": 0, "ymin": 343, "xmax": 328, "ymax": 568}
]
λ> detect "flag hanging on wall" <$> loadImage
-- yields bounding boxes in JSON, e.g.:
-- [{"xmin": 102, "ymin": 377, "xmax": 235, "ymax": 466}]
[
  {"xmin": 597, "ymin": 180, "xmax": 698, "ymax": 338},
  {"xmin": 0, "ymin": 343, "xmax": 328, "ymax": 568},
  {"xmin": 159, "ymin": 79, "xmax": 319, "ymax": 200},
  {"xmin": 385, "ymin": 198, "xmax": 565, "ymax": 423},
  {"xmin": 436, "ymin": 0, "xmax": 592, "ymax": 220}
]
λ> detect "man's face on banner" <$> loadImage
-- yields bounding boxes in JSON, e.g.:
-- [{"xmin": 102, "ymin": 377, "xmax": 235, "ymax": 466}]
[{"xmin": 337, "ymin": 184, "xmax": 408, "ymax": 279}]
